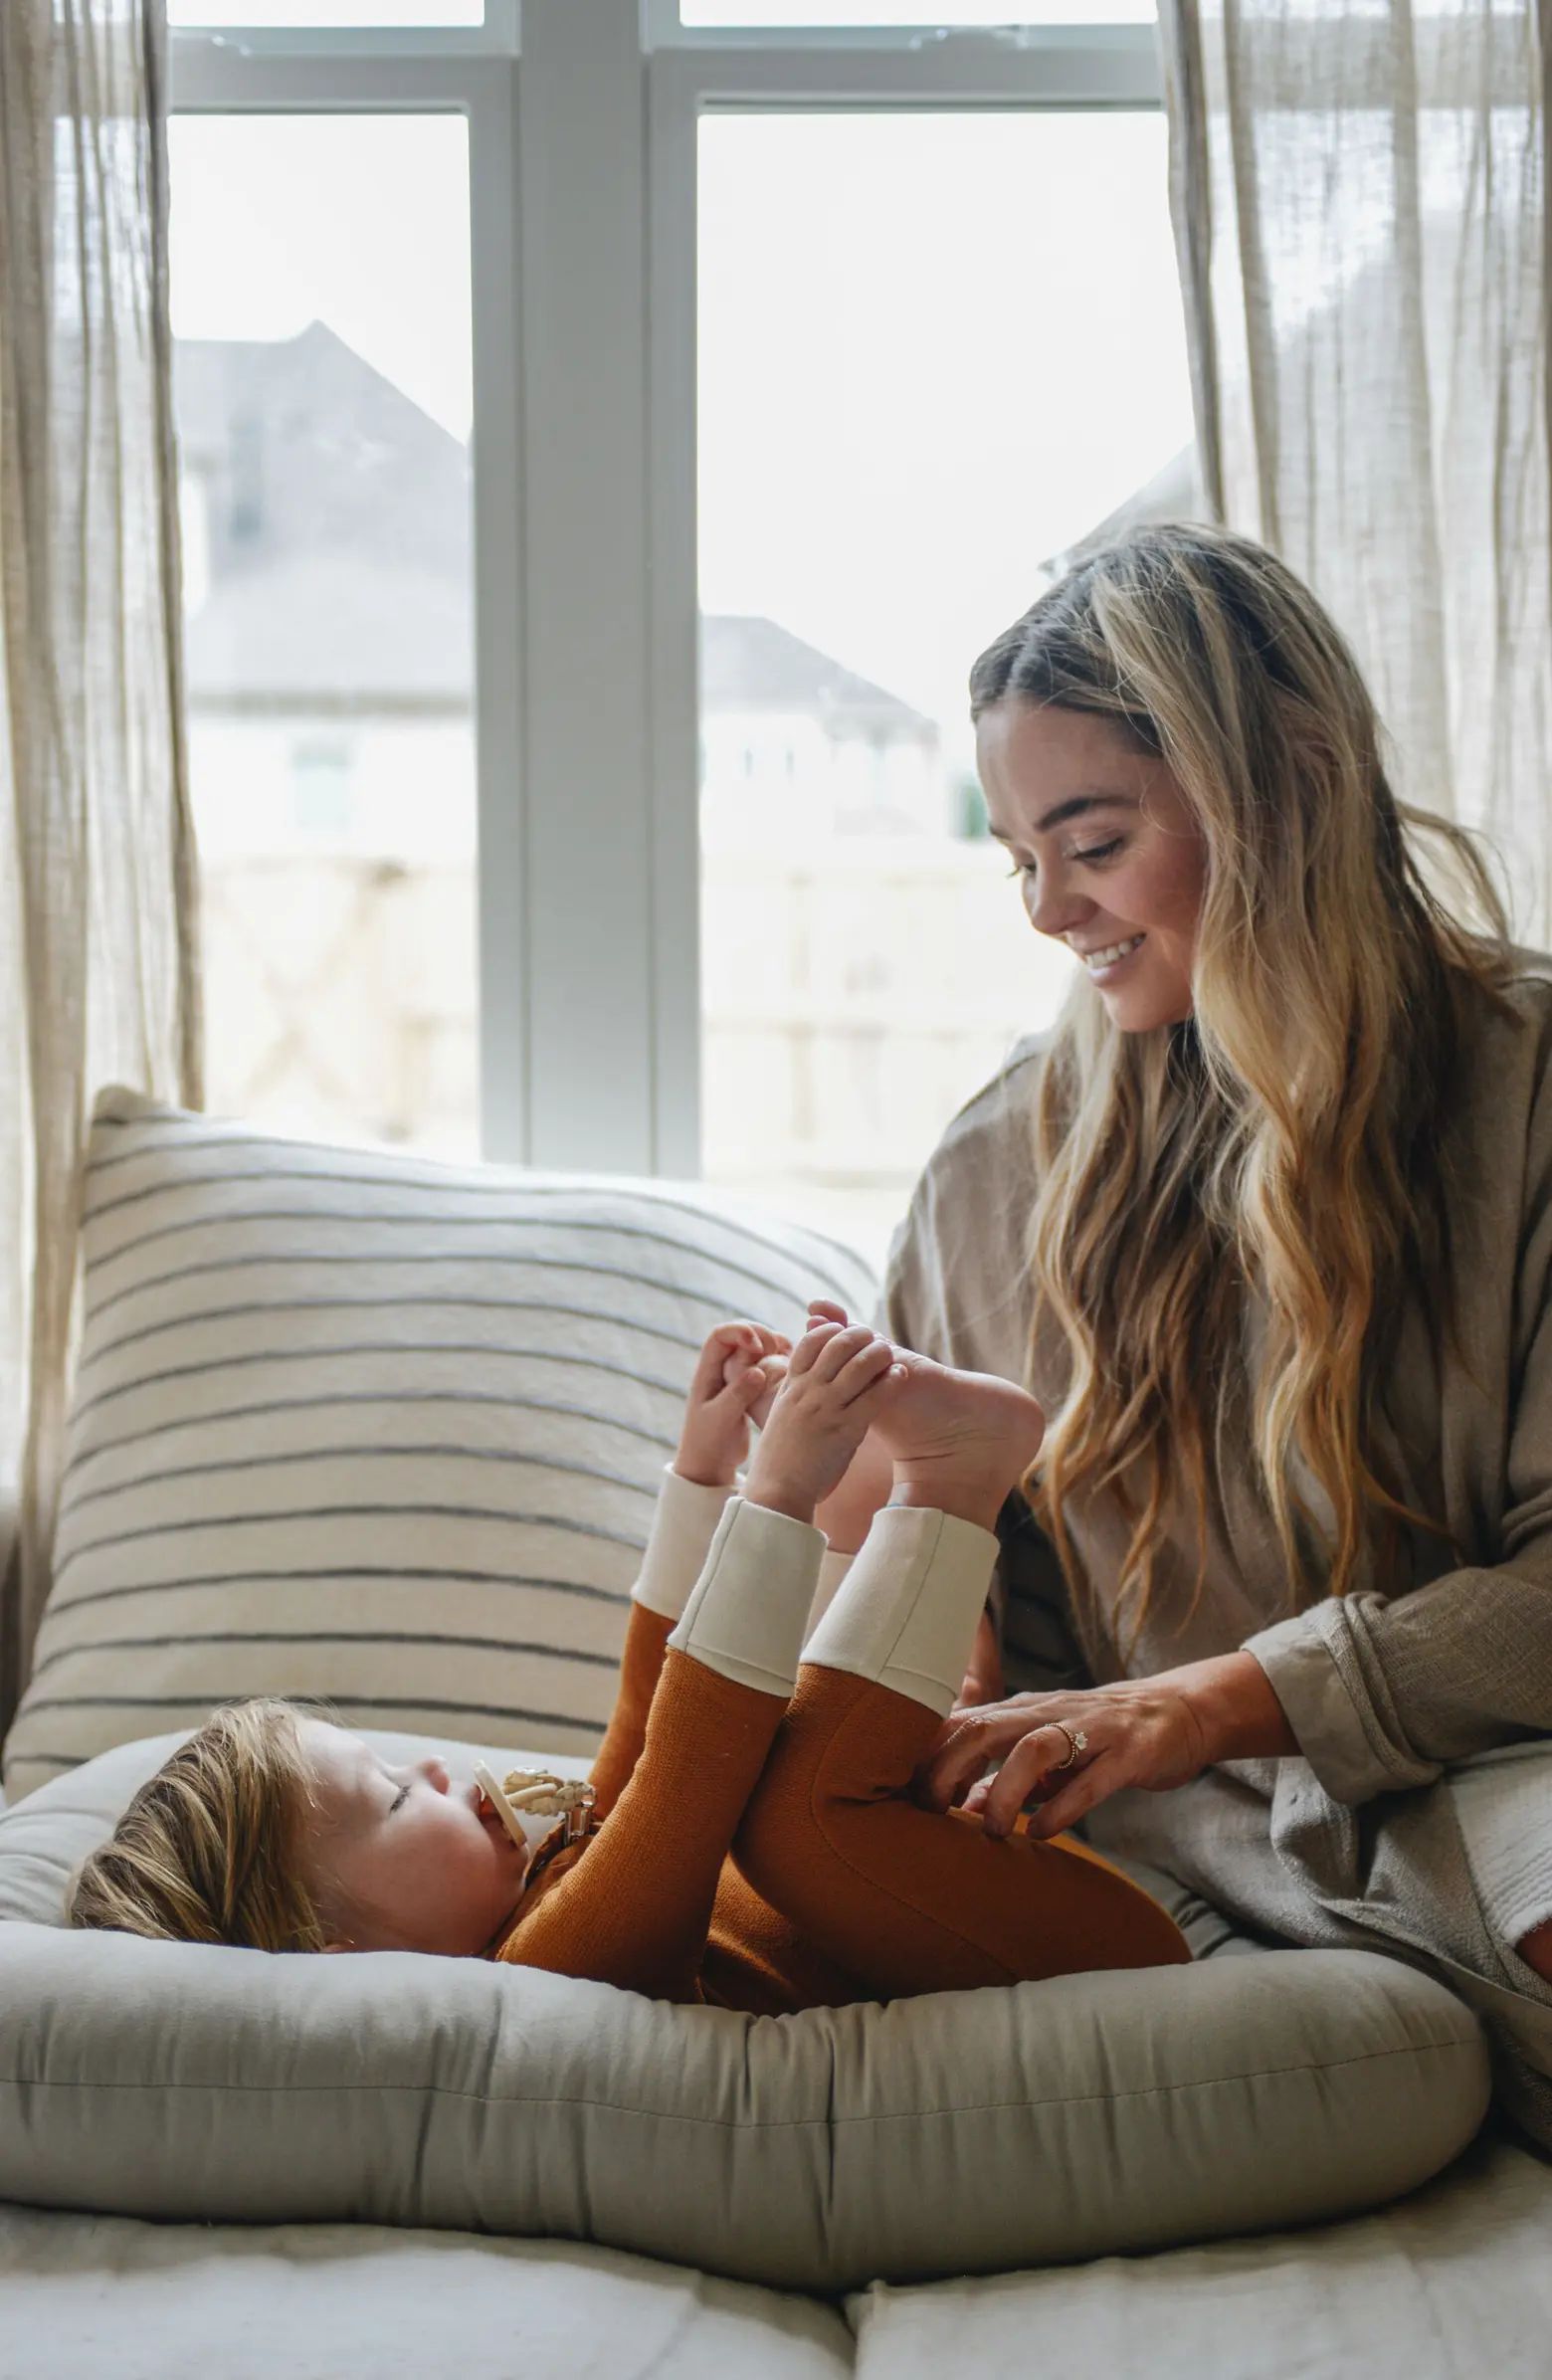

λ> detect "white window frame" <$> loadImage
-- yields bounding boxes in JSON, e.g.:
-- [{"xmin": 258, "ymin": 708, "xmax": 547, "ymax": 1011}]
[{"xmin": 168, "ymin": 1, "xmax": 1163, "ymax": 1178}]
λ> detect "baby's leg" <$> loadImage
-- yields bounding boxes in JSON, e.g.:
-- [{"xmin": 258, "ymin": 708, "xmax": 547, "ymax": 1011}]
[{"xmin": 735, "ymin": 1496, "xmax": 1190, "ymax": 1996}]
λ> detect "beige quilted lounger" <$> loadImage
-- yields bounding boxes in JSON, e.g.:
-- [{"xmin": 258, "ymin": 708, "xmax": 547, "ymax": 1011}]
[{"xmin": 0, "ymin": 1723, "xmax": 1490, "ymax": 2292}]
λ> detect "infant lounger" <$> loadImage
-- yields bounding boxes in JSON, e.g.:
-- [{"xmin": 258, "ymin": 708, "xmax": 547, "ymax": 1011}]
[{"xmin": 0, "ymin": 1723, "xmax": 1489, "ymax": 2292}]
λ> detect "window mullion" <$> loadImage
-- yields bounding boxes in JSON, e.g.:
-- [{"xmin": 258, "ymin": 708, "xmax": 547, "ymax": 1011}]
[
  {"xmin": 467, "ymin": 68, "xmax": 528, "ymax": 1165},
  {"xmin": 168, "ymin": 44, "xmax": 495, "ymax": 108},
  {"xmin": 645, "ymin": 54, "xmax": 701, "ymax": 1181},
  {"xmin": 649, "ymin": 30, "xmax": 1161, "ymax": 102},
  {"xmin": 516, "ymin": 0, "xmax": 659, "ymax": 1174}
]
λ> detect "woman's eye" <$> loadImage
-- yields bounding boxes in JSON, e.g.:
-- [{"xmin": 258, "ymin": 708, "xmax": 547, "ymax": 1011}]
[
  {"xmin": 389, "ymin": 1782, "xmax": 410, "ymax": 1815},
  {"xmin": 1004, "ymin": 838, "xmax": 1124, "ymax": 881}
]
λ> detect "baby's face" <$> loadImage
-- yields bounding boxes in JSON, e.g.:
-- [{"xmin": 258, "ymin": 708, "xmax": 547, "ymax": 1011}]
[{"xmin": 299, "ymin": 1722, "xmax": 532, "ymax": 1957}]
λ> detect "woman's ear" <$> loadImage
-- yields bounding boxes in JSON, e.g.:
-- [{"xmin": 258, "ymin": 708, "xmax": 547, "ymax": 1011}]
[{"xmin": 320, "ymin": 1937, "xmax": 356, "ymax": 1954}]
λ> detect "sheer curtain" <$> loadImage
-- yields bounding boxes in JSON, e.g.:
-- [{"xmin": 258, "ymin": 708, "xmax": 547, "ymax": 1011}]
[
  {"xmin": 0, "ymin": 0, "xmax": 202, "ymax": 1739},
  {"xmin": 1158, "ymin": 0, "xmax": 1550, "ymax": 938}
]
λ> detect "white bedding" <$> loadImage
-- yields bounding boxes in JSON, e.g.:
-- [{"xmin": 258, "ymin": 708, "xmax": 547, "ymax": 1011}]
[
  {"xmin": 850, "ymin": 2124, "xmax": 1552, "ymax": 2379},
  {"xmin": 6, "ymin": 2127, "xmax": 1551, "ymax": 2379},
  {"xmin": 0, "ymin": 2205, "xmax": 853, "ymax": 2380}
]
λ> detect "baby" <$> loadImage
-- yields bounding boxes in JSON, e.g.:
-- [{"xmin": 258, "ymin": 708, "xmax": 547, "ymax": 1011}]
[{"xmin": 69, "ymin": 1307, "xmax": 1189, "ymax": 2001}]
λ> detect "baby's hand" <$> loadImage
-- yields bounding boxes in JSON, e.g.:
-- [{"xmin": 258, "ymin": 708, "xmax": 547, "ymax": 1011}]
[
  {"xmin": 722, "ymin": 1298, "xmax": 866, "ymax": 1432},
  {"xmin": 742, "ymin": 1319, "xmax": 905, "ymax": 1524},
  {"xmin": 676, "ymin": 1320, "xmax": 792, "ymax": 1489}
]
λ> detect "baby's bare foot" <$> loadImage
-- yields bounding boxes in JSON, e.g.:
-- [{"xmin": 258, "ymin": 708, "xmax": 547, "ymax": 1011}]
[
  {"xmin": 805, "ymin": 1300, "xmax": 1043, "ymax": 1531},
  {"xmin": 873, "ymin": 1348, "xmax": 1045, "ymax": 1509}
]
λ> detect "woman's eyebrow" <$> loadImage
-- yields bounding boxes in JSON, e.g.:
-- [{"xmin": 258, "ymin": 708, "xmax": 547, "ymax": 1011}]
[{"xmin": 988, "ymin": 792, "xmax": 1137, "ymax": 842}]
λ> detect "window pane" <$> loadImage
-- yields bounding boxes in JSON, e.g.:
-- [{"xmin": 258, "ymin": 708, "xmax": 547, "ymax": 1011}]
[
  {"xmin": 170, "ymin": 115, "xmax": 478, "ymax": 1156},
  {"xmin": 683, "ymin": 3, "xmax": 1155, "ymax": 25},
  {"xmin": 698, "ymin": 111, "xmax": 1194, "ymax": 1265},
  {"xmin": 169, "ymin": 2, "xmax": 483, "ymax": 25}
]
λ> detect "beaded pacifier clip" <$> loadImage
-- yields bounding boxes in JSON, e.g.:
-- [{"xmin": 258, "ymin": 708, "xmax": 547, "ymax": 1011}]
[{"xmin": 474, "ymin": 1759, "xmax": 596, "ymax": 1851}]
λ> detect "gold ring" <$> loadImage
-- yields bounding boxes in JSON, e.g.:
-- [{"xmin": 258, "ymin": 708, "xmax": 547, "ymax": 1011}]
[{"xmin": 1050, "ymin": 1722, "xmax": 1088, "ymax": 1772}]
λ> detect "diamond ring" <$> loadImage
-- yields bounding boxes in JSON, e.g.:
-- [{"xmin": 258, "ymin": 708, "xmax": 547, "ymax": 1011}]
[{"xmin": 1049, "ymin": 1722, "xmax": 1088, "ymax": 1772}]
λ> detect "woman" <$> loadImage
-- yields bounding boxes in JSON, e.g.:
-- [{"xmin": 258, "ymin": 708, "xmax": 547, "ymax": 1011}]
[{"xmin": 889, "ymin": 521, "xmax": 1552, "ymax": 2141}]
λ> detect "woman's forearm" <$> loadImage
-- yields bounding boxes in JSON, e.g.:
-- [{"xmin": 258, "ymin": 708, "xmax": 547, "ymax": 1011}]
[{"xmin": 1169, "ymin": 1649, "xmax": 1301, "ymax": 1762}]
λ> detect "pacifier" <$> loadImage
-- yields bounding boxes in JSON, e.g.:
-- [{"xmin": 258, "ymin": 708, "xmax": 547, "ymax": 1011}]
[{"xmin": 474, "ymin": 1760, "xmax": 596, "ymax": 1852}]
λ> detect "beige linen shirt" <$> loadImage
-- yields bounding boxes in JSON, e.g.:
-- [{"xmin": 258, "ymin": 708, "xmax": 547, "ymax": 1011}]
[{"xmin": 878, "ymin": 951, "xmax": 1552, "ymax": 2141}]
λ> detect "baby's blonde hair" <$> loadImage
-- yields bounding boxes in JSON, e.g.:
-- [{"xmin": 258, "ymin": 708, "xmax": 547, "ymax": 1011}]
[{"xmin": 67, "ymin": 1696, "xmax": 333, "ymax": 1953}]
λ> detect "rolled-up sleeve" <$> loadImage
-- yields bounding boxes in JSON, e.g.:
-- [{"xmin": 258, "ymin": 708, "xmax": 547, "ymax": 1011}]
[{"xmin": 1244, "ymin": 1058, "xmax": 1552, "ymax": 1806}]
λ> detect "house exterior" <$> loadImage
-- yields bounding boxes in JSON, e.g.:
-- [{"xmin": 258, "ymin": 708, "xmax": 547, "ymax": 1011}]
[
  {"xmin": 176, "ymin": 322, "xmax": 949, "ymax": 861},
  {"xmin": 169, "ymin": 321, "xmax": 1122, "ymax": 1252}
]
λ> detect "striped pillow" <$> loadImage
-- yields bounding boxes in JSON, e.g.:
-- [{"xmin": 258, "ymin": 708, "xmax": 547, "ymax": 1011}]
[{"xmin": 2, "ymin": 1090, "xmax": 879, "ymax": 1803}]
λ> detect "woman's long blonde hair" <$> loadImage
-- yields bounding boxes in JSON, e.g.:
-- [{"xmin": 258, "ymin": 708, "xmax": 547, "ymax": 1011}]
[
  {"xmin": 67, "ymin": 1697, "xmax": 330, "ymax": 1952},
  {"xmin": 971, "ymin": 522, "xmax": 1519, "ymax": 1659}
]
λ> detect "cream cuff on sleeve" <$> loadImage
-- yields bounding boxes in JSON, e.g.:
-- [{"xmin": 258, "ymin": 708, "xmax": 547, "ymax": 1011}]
[
  {"xmin": 632, "ymin": 1465, "xmax": 740, "ymax": 1621},
  {"xmin": 667, "ymin": 1495, "xmax": 826, "ymax": 1696}
]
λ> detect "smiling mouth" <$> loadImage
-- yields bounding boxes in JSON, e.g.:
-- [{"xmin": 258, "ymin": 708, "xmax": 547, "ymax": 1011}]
[{"xmin": 1082, "ymin": 932, "xmax": 1146, "ymax": 976}]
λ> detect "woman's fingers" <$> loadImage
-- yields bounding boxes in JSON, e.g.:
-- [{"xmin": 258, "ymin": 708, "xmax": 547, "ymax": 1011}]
[
  {"xmin": 974, "ymin": 1725, "xmax": 1090, "ymax": 1838},
  {"xmin": 952, "ymin": 1729, "xmax": 1121, "ymax": 1841},
  {"xmin": 1020, "ymin": 1750, "xmax": 1120, "ymax": 1842},
  {"xmin": 912, "ymin": 1704, "xmax": 1041, "ymax": 1813}
]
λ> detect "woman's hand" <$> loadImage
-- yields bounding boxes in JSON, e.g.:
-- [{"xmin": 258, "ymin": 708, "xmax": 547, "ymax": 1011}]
[
  {"xmin": 676, "ymin": 1320, "xmax": 791, "ymax": 1489},
  {"xmin": 913, "ymin": 1660, "xmax": 1267, "ymax": 1842}
]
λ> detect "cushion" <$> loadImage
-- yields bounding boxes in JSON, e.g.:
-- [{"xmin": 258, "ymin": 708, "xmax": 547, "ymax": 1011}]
[
  {"xmin": 0, "ymin": 1726, "xmax": 1491, "ymax": 2292},
  {"xmin": 0, "ymin": 2204, "xmax": 857, "ymax": 2380},
  {"xmin": 3, "ymin": 1088, "xmax": 877, "ymax": 1803}
]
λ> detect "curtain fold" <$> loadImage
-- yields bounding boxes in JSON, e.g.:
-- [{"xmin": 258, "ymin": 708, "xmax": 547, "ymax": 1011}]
[
  {"xmin": 1158, "ymin": 0, "xmax": 1550, "ymax": 939},
  {"xmin": 0, "ymin": 0, "xmax": 202, "ymax": 1741}
]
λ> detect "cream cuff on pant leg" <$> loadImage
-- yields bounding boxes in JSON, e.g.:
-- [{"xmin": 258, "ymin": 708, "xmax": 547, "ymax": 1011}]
[
  {"xmin": 803, "ymin": 1548, "xmax": 856, "ymax": 1644},
  {"xmin": 632, "ymin": 1465, "xmax": 739, "ymax": 1621},
  {"xmin": 800, "ymin": 1503, "xmax": 999, "ymax": 1717},
  {"xmin": 668, "ymin": 1495, "xmax": 826, "ymax": 1696}
]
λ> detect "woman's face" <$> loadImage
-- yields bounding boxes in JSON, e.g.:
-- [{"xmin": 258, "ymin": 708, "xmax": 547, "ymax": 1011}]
[
  {"xmin": 975, "ymin": 698, "xmax": 1207, "ymax": 1032},
  {"xmin": 300, "ymin": 1722, "xmax": 533, "ymax": 1958}
]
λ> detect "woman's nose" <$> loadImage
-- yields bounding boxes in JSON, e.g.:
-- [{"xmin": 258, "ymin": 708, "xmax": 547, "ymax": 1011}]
[
  {"xmin": 1026, "ymin": 874, "xmax": 1091, "ymax": 941},
  {"xmin": 421, "ymin": 1755, "xmax": 450, "ymax": 1793}
]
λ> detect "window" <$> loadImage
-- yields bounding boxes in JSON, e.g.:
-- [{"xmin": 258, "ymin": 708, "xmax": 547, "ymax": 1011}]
[
  {"xmin": 697, "ymin": 107, "xmax": 1192, "ymax": 1258},
  {"xmin": 679, "ymin": 0, "xmax": 1155, "ymax": 22},
  {"xmin": 291, "ymin": 738, "xmax": 357, "ymax": 839},
  {"xmin": 170, "ymin": 2, "xmax": 484, "ymax": 22},
  {"xmin": 169, "ymin": 2, "xmax": 1181, "ymax": 1260},
  {"xmin": 169, "ymin": 110, "xmax": 478, "ymax": 1157}
]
